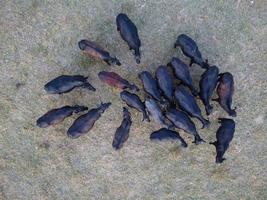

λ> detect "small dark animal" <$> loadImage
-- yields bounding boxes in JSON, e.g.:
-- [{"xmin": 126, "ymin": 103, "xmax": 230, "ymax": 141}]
[
  {"xmin": 165, "ymin": 108, "xmax": 205, "ymax": 144},
  {"xmin": 199, "ymin": 66, "xmax": 219, "ymax": 115},
  {"xmin": 67, "ymin": 102, "xmax": 111, "ymax": 138},
  {"xmin": 44, "ymin": 75, "xmax": 95, "ymax": 94},
  {"xmin": 168, "ymin": 57, "xmax": 198, "ymax": 96},
  {"xmin": 98, "ymin": 71, "xmax": 139, "ymax": 92},
  {"xmin": 120, "ymin": 90, "xmax": 149, "ymax": 122},
  {"xmin": 213, "ymin": 72, "xmax": 236, "ymax": 117},
  {"xmin": 116, "ymin": 13, "xmax": 141, "ymax": 64},
  {"xmin": 78, "ymin": 39, "xmax": 121, "ymax": 66},
  {"xmin": 174, "ymin": 34, "xmax": 209, "ymax": 69},
  {"xmin": 156, "ymin": 65, "xmax": 175, "ymax": 103},
  {"xmin": 150, "ymin": 128, "xmax": 188, "ymax": 148},
  {"xmin": 210, "ymin": 118, "xmax": 235, "ymax": 163},
  {"xmin": 175, "ymin": 85, "xmax": 210, "ymax": 128},
  {"xmin": 112, "ymin": 107, "xmax": 132, "ymax": 150},
  {"xmin": 145, "ymin": 98, "xmax": 174, "ymax": 129},
  {"xmin": 139, "ymin": 71, "xmax": 162, "ymax": 102},
  {"xmin": 36, "ymin": 105, "xmax": 88, "ymax": 128}
]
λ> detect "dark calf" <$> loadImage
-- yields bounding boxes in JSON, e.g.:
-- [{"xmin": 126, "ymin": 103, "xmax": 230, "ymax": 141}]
[
  {"xmin": 214, "ymin": 72, "xmax": 236, "ymax": 117},
  {"xmin": 120, "ymin": 90, "xmax": 149, "ymax": 122},
  {"xmin": 67, "ymin": 102, "xmax": 111, "ymax": 138},
  {"xmin": 175, "ymin": 85, "xmax": 210, "ymax": 128},
  {"xmin": 112, "ymin": 107, "xmax": 132, "ymax": 150},
  {"xmin": 210, "ymin": 118, "xmax": 235, "ymax": 163},
  {"xmin": 145, "ymin": 98, "xmax": 174, "ymax": 129},
  {"xmin": 44, "ymin": 75, "xmax": 95, "ymax": 94},
  {"xmin": 116, "ymin": 13, "xmax": 141, "ymax": 64},
  {"xmin": 165, "ymin": 108, "xmax": 205, "ymax": 144},
  {"xmin": 156, "ymin": 65, "xmax": 175, "ymax": 103},
  {"xmin": 168, "ymin": 57, "xmax": 198, "ymax": 96},
  {"xmin": 150, "ymin": 128, "xmax": 188, "ymax": 148},
  {"xmin": 37, "ymin": 105, "xmax": 88, "ymax": 128},
  {"xmin": 98, "ymin": 71, "xmax": 139, "ymax": 92},
  {"xmin": 199, "ymin": 66, "xmax": 219, "ymax": 115},
  {"xmin": 78, "ymin": 39, "xmax": 121, "ymax": 66},
  {"xmin": 174, "ymin": 34, "xmax": 209, "ymax": 69},
  {"xmin": 138, "ymin": 71, "xmax": 162, "ymax": 102}
]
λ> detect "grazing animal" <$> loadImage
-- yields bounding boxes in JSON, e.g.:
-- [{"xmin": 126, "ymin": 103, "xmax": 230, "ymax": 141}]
[
  {"xmin": 120, "ymin": 91, "xmax": 149, "ymax": 122},
  {"xmin": 165, "ymin": 108, "xmax": 205, "ymax": 144},
  {"xmin": 210, "ymin": 118, "xmax": 235, "ymax": 163},
  {"xmin": 112, "ymin": 107, "xmax": 132, "ymax": 150},
  {"xmin": 78, "ymin": 39, "xmax": 121, "ymax": 66},
  {"xmin": 174, "ymin": 34, "xmax": 209, "ymax": 69},
  {"xmin": 214, "ymin": 72, "xmax": 236, "ymax": 117},
  {"xmin": 156, "ymin": 65, "xmax": 175, "ymax": 103},
  {"xmin": 145, "ymin": 98, "xmax": 174, "ymax": 129},
  {"xmin": 175, "ymin": 86, "xmax": 210, "ymax": 128},
  {"xmin": 139, "ymin": 71, "xmax": 162, "ymax": 102},
  {"xmin": 168, "ymin": 57, "xmax": 198, "ymax": 96},
  {"xmin": 37, "ymin": 105, "xmax": 88, "ymax": 128},
  {"xmin": 98, "ymin": 71, "xmax": 139, "ymax": 92},
  {"xmin": 116, "ymin": 13, "xmax": 141, "ymax": 64},
  {"xmin": 150, "ymin": 128, "xmax": 188, "ymax": 148},
  {"xmin": 67, "ymin": 102, "xmax": 111, "ymax": 138},
  {"xmin": 199, "ymin": 66, "xmax": 219, "ymax": 115},
  {"xmin": 44, "ymin": 75, "xmax": 95, "ymax": 94}
]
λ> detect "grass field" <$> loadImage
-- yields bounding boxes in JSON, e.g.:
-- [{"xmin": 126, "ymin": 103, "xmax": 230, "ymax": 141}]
[{"xmin": 0, "ymin": 0, "xmax": 266, "ymax": 199}]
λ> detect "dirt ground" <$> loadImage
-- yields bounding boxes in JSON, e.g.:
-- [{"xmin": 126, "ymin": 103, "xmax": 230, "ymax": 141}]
[{"xmin": 0, "ymin": 0, "xmax": 266, "ymax": 199}]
